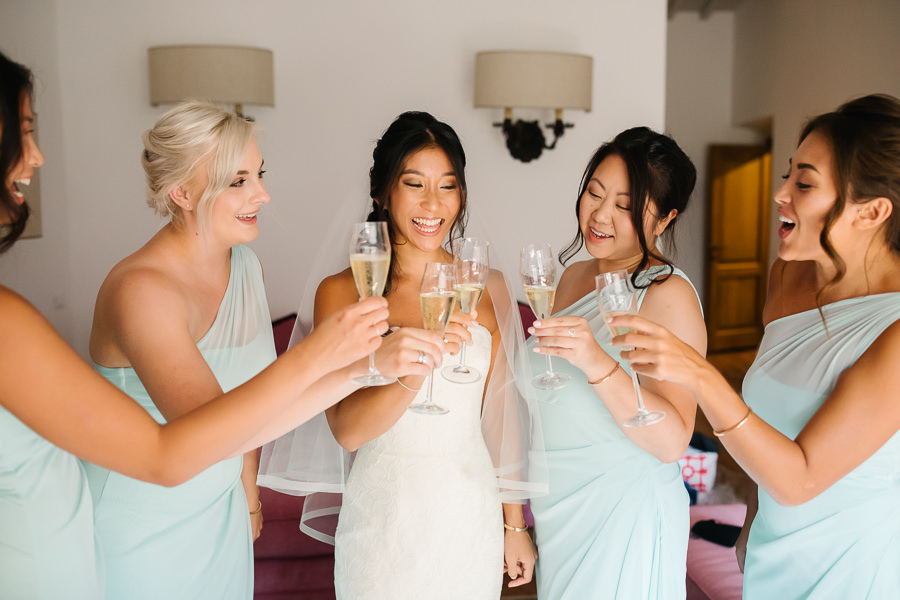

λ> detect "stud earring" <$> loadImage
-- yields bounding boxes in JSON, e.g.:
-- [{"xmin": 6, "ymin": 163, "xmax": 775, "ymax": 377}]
[{"xmin": 186, "ymin": 203, "xmax": 191, "ymax": 210}]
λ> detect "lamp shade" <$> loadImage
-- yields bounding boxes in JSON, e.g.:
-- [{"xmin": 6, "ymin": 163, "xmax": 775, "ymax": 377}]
[
  {"xmin": 474, "ymin": 51, "xmax": 592, "ymax": 112},
  {"xmin": 148, "ymin": 45, "xmax": 274, "ymax": 107}
]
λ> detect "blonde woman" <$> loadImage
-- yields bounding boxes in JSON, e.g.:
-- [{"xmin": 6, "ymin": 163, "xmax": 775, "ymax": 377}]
[
  {"xmin": 0, "ymin": 52, "xmax": 398, "ymax": 600},
  {"xmin": 83, "ymin": 102, "xmax": 443, "ymax": 599}
]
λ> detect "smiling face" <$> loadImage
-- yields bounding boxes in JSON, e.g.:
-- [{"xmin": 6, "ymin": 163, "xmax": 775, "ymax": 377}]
[
  {"xmin": 384, "ymin": 146, "xmax": 460, "ymax": 253},
  {"xmin": 185, "ymin": 138, "xmax": 269, "ymax": 248},
  {"xmin": 2, "ymin": 95, "xmax": 44, "ymax": 222},
  {"xmin": 578, "ymin": 154, "xmax": 666, "ymax": 269},
  {"xmin": 774, "ymin": 130, "xmax": 845, "ymax": 262}
]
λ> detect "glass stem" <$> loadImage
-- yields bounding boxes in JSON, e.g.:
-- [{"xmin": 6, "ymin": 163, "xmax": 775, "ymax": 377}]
[
  {"xmin": 545, "ymin": 354, "xmax": 554, "ymax": 375},
  {"xmin": 368, "ymin": 350, "xmax": 377, "ymax": 374},
  {"xmin": 425, "ymin": 367, "xmax": 435, "ymax": 404},
  {"xmin": 457, "ymin": 340, "xmax": 467, "ymax": 368},
  {"xmin": 630, "ymin": 368, "xmax": 647, "ymax": 413}
]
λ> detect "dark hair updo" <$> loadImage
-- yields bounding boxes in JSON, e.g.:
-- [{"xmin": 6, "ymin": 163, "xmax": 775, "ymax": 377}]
[
  {"xmin": 559, "ymin": 126, "xmax": 697, "ymax": 288},
  {"xmin": 798, "ymin": 94, "xmax": 900, "ymax": 296},
  {"xmin": 367, "ymin": 111, "xmax": 468, "ymax": 291},
  {"xmin": 0, "ymin": 51, "xmax": 34, "ymax": 253}
]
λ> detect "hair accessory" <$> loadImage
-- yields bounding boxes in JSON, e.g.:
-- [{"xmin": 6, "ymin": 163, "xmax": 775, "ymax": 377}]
[
  {"xmin": 588, "ymin": 361, "xmax": 621, "ymax": 385},
  {"xmin": 503, "ymin": 522, "xmax": 528, "ymax": 532},
  {"xmin": 249, "ymin": 500, "xmax": 262, "ymax": 515},
  {"xmin": 714, "ymin": 406, "xmax": 753, "ymax": 437}
]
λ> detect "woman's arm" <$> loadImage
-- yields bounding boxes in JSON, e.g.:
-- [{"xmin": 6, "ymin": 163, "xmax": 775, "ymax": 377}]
[
  {"xmin": 317, "ymin": 273, "xmax": 445, "ymax": 451},
  {"xmin": 735, "ymin": 485, "xmax": 757, "ymax": 573},
  {"xmin": 0, "ymin": 286, "xmax": 387, "ymax": 485},
  {"xmin": 242, "ymin": 451, "xmax": 263, "ymax": 540},
  {"xmin": 611, "ymin": 314, "xmax": 900, "ymax": 506},
  {"xmin": 532, "ymin": 274, "xmax": 705, "ymax": 462},
  {"xmin": 502, "ymin": 502, "xmax": 536, "ymax": 587}
]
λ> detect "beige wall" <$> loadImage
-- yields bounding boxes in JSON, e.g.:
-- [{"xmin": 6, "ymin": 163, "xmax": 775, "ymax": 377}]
[
  {"xmin": 731, "ymin": 0, "xmax": 900, "ymax": 263},
  {"xmin": 1, "ymin": 0, "xmax": 670, "ymax": 357}
]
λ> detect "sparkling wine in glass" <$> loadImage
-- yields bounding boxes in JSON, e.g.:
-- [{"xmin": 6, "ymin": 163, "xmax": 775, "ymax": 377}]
[
  {"xmin": 595, "ymin": 269, "xmax": 665, "ymax": 427},
  {"xmin": 409, "ymin": 263, "xmax": 457, "ymax": 415},
  {"xmin": 520, "ymin": 243, "xmax": 571, "ymax": 391},
  {"xmin": 442, "ymin": 238, "xmax": 490, "ymax": 384},
  {"xmin": 349, "ymin": 221, "xmax": 394, "ymax": 386}
]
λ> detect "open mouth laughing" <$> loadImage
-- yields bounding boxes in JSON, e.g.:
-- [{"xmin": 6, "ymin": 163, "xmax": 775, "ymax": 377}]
[
  {"xmin": 411, "ymin": 217, "xmax": 444, "ymax": 234},
  {"xmin": 778, "ymin": 215, "xmax": 795, "ymax": 238}
]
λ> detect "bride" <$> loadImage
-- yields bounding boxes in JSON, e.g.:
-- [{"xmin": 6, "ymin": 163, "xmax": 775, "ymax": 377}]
[{"xmin": 262, "ymin": 111, "xmax": 544, "ymax": 599}]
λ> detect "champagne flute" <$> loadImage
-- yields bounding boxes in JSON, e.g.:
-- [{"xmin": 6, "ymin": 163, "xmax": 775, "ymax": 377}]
[
  {"xmin": 442, "ymin": 238, "xmax": 490, "ymax": 384},
  {"xmin": 595, "ymin": 270, "xmax": 665, "ymax": 427},
  {"xmin": 409, "ymin": 263, "xmax": 457, "ymax": 415},
  {"xmin": 349, "ymin": 221, "xmax": 394, "ymax": 386},
  {"xmin": 520, "ymin": 243, "xmax": 571, "ymax": 391}
]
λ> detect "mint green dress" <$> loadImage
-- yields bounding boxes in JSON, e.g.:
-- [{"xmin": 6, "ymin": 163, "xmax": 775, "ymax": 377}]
[
  {"xmin": 529, "ymin": 266, "xmax": 695, "ymax": 600},
  {"xmin": 1, "ymin": 407, "xmax": 101, "ymax": 599},
  {"xmin": 82, "ymin": 245, "xmax": 276, "ymax": 600},
  {"xmin": 742, "ymin": 293, "xmax": 900, "ymax": 599}
]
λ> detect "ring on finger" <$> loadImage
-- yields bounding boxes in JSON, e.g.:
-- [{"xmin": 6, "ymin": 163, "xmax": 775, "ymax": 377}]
[
  {"xmin": 568, "ymin": 327, "xmax": 576, "ymax": 337},
  {"xmin": 416, "ymin": 350, "xmax": 428, "ymax": 365}
]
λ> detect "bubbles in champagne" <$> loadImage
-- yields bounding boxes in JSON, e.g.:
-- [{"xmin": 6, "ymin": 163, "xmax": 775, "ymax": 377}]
[
  {"xmin": 420, "ymin": 291, "xmax": 457, "ymax": 334},
  {"xmin": 524, "ymin": 285, "xmax": 556, "ymax": 320},
  {"xmin": 350, "ymin": 253, "xmax": 390, "ymax": 299}
]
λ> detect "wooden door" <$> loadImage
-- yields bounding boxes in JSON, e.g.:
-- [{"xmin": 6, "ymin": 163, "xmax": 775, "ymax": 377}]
[{"xmin": 705, "ymin": 145, "xmax": 771, "ymax": 352}]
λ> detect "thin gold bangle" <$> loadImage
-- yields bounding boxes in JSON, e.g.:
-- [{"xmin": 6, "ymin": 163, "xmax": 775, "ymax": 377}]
[
  {"xmin": 588, "ymin": 361, "xmax": 621, "ymax": 385},
  {"xmin": 713, "ymin": 406, "xmax": 753, "ymax": 437},
  {"xmin": 503, "ymin": 523, "xmax": 528, "ymax": 533},
  {"xmin": 249, "ymin": 500, "xmax": 262, "ymax": 515}
]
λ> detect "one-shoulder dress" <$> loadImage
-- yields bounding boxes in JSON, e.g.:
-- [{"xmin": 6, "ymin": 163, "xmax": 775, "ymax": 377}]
[
  {"xmin": 529, "ymin": 266, "xmax": 695, "ymax": 600},
  {"xmin": 82, "ymin": 245, "xmax": 276, "ymax": 599},
  {"xmin": 1, "ymin": 406, "xmax": 100, "ymax": 599},
  {"xmin": 334, "ymin": 325, "xmax": 504, "ymax": 599},
  {"xmin": 742, "ymin": 293, "xmax": 900, "ymax": 599}
]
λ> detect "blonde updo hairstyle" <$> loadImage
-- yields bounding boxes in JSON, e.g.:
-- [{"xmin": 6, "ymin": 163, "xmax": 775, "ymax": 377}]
[{"xmin": 141, "ymin": 100, "xmax": 256, "ymax": 226}]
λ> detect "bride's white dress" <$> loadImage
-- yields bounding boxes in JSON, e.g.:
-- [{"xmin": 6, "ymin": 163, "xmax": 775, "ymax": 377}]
[{"xmin": 334, "ymin": 325, "xmax": 504, "ymax": 599}]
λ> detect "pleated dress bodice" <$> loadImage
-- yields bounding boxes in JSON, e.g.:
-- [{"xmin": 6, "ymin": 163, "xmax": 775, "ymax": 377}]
[
  {"xmin": 529, "ymin": 265, "xmax": 695, "ymax": 600},
  {"xmin": 83, "ymin": 245, "xmax": 277, "ymax": 600},
  {"xmin": 742, "ymin": 293, "xmax": 900, "ymax": 600}
]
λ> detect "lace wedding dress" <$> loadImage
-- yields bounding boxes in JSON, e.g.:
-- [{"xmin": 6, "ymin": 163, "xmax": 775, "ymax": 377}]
[{"xmin": 334, "ymin": 325, "xmax": 504, "ymax": 599}]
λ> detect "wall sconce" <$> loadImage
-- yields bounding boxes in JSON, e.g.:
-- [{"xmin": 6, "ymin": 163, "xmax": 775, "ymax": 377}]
[
  {"xmin": 148, "ymin": 45, "xmax": 274, "ymax": 120},
  {"xmin": 475, "ymin": 51, "xmax": 592, "ymax": 162}
]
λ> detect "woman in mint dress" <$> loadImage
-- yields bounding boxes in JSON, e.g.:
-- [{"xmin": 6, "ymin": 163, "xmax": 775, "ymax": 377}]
[
  {"xmin": 529, "ymin": 127, "xmax": 707, "ymax": 599},
  {"xmin": 618, "ymin": 95, "xmax": 900, "ymax": 599},
  {"xmin": 0, "ymin": 53, "xmax": 393, "ymax": 600}
]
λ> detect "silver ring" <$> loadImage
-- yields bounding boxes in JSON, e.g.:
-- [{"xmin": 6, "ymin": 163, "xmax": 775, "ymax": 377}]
[
  {"xmin": 416, "ymin": 350, "xmax": 427, "ymax": 365},
  {"xmin": 568, "ymin": 327, "xmax": 576, "ymax": 337}
]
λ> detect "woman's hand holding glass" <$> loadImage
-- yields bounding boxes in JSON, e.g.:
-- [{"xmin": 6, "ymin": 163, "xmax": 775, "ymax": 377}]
[
  {"xmin": 409, "ymin": 263, "xmax": 457, "ymax": 415},
  {"xmin": 596, "ymin": 270, "xmax": 664, "ymax": 427},
  {"xmin": 520, "ymin": 243, "xmax": 570, "ymax": 390},
  {"xmin": 528, "ymin": 316, "xmax": 613, "ymax": 381},
  {"xmin": 349, "ymin": 221, "xmax": 394, "ymax": 386},
  {"xmin": 301, "ymin": 296, "xmax": 389, "ymax": 373},
  {"xmin": 369, "ymin": 327, "xmax": 445, "ymax": 382}
]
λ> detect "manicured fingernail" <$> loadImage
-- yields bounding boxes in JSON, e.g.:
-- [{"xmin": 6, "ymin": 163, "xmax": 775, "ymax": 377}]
[{"xmin": 533, "ymin": 321, "xmax": 541, "ymax": 327}]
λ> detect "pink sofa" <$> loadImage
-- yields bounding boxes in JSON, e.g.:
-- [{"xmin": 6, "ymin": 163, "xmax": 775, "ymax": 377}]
[{"xmin": 686, "ymin": 503, "xmax": 746, "ymax": 600}]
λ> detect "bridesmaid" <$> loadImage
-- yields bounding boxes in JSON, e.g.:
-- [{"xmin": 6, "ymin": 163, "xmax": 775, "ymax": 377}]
[
  {"xmin": 82, "ymin": 102, "xmax": 436, "ymax": 599},
  {"xmin": 528, "ymin": 126, "xmax": 706, "ymax": 599},
  {"xmin": 0, "ymin": 51, "xmax": 390, "ymax": 600},
  {"xmin": 616, "ymin": 94, "xmax": 900, "ymax": 599}
]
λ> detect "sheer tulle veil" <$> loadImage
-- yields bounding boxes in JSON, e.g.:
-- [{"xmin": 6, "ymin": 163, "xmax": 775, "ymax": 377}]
[{"xmin": 257, "ymin": 194, "xmax": 548, "ymax": 544}]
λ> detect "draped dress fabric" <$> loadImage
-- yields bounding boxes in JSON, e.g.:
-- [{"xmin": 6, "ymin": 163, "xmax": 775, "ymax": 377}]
[
  {"xmin": 742, "ymin": 293, "xmax": 900, "ymax": 600},
  {"xmin": 82, "ymin": 245, "xmax": 277, "ymax": 600},
  {"xmin": 0, "ymin": 407, "xmax": 100, "ymax": 599},
  {"xmin": 334, "ymin": 325, "xmax": 504, "ymax": 600},
  {"xmin": 529, "ymin": 266, "xmax": 695, "ymax": 600}
]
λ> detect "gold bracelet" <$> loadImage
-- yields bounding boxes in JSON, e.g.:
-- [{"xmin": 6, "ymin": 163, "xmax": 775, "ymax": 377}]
[
  {"xmin": 249, "ymin": 500, "xmax": 262, "ymax": 515},
  {"xmin": 503, "ymin": 523, "xmax": 528, "ymax": 533},
  {"xmin": 713, "ymin": 406, "xmax": 753, "ymax": 437},
  {"xmin": 588, "ymin": 361, "xmax": 621, "ymax": 385}
]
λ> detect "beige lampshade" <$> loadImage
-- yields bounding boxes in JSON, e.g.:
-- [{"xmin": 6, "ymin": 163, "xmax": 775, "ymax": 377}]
[
  {"xmin": 474, "ymin": 51, "xmax": 592, "ymax": 112},
  {"xmin": 148, "ymin": 45, "xmax": 274, "ymax": 107}
]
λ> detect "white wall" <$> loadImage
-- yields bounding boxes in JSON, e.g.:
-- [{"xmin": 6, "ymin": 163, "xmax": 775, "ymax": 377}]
[
  {"xmin": 665, "ymin": 11, "xmax": 764, "ymax": 305},
  {"xmin": 731, "ymin": 0, "xmax": 900, "ymax": 264},
  {"xmin": 1, "ymin": 0, "xmax": 669, "ymax": 357}
]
